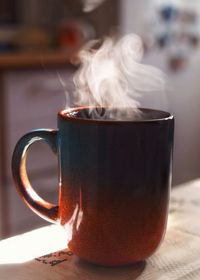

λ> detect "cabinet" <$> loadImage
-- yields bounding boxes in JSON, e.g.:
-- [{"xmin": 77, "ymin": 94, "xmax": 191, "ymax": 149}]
[
  {"xmin": 1, "ymin": 66, "xmax": 75, "ymax": 238},
  {"xmin": 0, "ymin": 0, "xmax": 119, "ymax": 239}
]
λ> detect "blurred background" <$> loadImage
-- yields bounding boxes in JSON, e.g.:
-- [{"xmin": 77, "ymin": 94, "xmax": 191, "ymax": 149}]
[{"xmin": 0, "ymin": 0, "xmax": 199, "ymax": 239}]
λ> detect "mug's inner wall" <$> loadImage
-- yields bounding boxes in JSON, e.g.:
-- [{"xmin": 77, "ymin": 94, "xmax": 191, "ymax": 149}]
[{"xmin": 61, "ymin": 107, "xmax": 171, "ymax": 121}]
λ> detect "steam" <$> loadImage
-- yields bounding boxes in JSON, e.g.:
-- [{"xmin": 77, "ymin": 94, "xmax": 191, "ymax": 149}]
[
  {"xmin": 72, "ymin": 33, "xmax": 166, "ymax": 120},
  {"xmin": 82, "ymin": 0, "xmax": 106, "ymax": 12}
]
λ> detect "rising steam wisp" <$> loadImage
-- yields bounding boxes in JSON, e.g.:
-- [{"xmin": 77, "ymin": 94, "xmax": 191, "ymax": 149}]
[{"xmin": 71, "ymin": 33, "xmax": 166, "ymax": 120}]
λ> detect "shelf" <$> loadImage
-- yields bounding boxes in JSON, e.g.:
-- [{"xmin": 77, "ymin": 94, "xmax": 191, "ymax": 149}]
[{"xmin": 0, "ymin": 50, "xmax": 76, "ymax": 70}]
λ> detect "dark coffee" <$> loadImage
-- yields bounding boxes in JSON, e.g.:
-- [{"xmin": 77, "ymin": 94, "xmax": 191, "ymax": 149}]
[
  {"xmin": 12, "ymin": 106, "xmax": 174, "ymax": 266},
  {"xmin": 62, "ymin": 107, "xmax": 171, "ymax": 121}
]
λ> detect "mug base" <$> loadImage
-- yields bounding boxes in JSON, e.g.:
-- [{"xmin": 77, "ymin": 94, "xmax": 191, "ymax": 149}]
[
  {"xmin": 68, "ymin": 244, "xmax": 150, "ymax": 267},
  {"xmin": 77, "ymin": 255, "xmax": 147, "ymax": 269}
]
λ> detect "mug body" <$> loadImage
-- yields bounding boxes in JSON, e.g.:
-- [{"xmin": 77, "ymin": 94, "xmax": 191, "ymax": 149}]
[{"xmin": 57, "ymin": 107, "xmax": 174, "ymax": 266}]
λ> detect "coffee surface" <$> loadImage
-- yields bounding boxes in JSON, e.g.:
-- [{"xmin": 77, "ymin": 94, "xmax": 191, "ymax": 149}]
[{"xmin": 62, "ymin": 107, "xmax": 171, "ymax": 121}]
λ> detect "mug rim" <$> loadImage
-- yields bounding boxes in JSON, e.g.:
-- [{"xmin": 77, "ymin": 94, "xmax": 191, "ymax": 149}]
[{"xmin": 58, "ymin": 106, "xmax": 174, "ymax": 124}]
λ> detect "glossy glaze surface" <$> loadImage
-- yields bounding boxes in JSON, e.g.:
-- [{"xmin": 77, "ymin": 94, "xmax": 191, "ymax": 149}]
[{"xmin": 57, "ymin": 107, "xmax": 174, "ymax": 266}]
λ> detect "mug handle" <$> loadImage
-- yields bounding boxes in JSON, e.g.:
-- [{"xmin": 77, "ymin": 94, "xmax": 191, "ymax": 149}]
[{"xmin": 12, "ymin": 129, "xmax": 59, "ymax": 223}]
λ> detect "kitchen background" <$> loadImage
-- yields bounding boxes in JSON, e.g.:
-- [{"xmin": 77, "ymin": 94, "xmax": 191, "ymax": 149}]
[{"xmin": 0, "ymin": 0, "xmax": 199, "ymax": 239}]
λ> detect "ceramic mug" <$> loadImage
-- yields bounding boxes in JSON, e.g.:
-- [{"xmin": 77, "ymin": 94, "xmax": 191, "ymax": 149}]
[{"xmin": 12, "ymin": 107, "xmax": 174, "ymax": 266}]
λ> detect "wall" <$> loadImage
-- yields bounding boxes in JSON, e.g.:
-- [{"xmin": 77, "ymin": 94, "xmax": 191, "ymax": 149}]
[
  {"xmin": 120, "ymin": 0, "xmax": 200, "ymax": 186},
  {"xmin": 17, "ymin": 0, "xmax": 119, "ymax": 37}
]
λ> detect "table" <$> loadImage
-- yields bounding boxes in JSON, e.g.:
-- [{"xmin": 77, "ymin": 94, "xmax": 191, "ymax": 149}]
[{"xmin": 0, "ymin": 179, "xmax": 200, "ymax": 279}]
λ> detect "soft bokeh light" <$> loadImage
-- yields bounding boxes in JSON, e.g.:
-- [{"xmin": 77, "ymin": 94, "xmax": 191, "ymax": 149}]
[
  {"xmin": 82, "ymin": 0, "xmax": 106, "ymax": 12},
  {"xmin": 167, "ymin": 212, "xmax": 176, "ymax": 230}
]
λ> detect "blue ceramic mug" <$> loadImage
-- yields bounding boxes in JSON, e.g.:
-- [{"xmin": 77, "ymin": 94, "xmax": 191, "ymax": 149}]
[{"xmin": 12, "ymin": 107, "xmax": 174, "ymax": 266}]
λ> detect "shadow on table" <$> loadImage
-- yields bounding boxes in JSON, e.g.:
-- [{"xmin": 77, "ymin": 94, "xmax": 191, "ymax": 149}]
[{"xmin": 75, "ymin": 258, "xmax": 146, "ymax": 279}]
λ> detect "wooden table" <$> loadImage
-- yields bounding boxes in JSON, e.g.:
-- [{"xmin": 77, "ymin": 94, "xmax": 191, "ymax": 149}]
[{"xmin": 0, "ymin": 179, "xmax": 200, "ymax": 279}]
